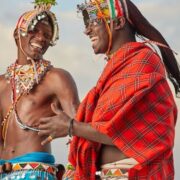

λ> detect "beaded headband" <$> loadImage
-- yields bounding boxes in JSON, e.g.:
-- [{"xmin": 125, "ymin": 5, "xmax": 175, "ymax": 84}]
[
  {"xmin": 77, "ymin": 0, "xmax": 130, "ymax": 23},
  {"xmin": 16, "ymin": 0, "xmax": 59, "ymax": 46}
]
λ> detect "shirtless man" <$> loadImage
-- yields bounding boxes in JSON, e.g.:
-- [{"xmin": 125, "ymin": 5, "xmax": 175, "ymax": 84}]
[{"xmin": 0, "ymin": 1, "xmax": 79, "ymax": 179}]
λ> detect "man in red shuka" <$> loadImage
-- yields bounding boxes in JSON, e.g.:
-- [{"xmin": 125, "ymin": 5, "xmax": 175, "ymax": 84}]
[{"xmin": 38, "ymin": 0, "xmax": 180, "ymax": 179}]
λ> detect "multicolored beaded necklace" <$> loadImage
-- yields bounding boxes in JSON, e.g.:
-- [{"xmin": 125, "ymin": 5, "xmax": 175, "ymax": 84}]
[{"xmin": 2, "ymin": 59, "xmax": 52, "ymax": 147}]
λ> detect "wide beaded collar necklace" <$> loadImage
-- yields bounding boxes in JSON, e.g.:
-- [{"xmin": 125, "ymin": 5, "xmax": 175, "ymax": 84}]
[{"xmin": 2, "ymin": 59, "xmax": 52, "ymax": 147}]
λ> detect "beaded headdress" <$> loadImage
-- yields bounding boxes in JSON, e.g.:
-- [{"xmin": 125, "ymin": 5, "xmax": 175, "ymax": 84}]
[
  {"xmin": 77, "ymin": 0, "xmax": 130, "ymax": 24},
  {"xmin": 16, "ymin": 0, "xmax": 59, "ymax": 46},
  {"xmin": 77, "ymin": 0, "xmax": 130, "ymax": 54}
]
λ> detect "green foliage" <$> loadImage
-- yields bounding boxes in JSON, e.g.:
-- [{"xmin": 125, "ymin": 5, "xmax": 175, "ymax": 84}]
[{"xmin": 32, "ymin": 0, "xmax": 57, "ymax": 6}]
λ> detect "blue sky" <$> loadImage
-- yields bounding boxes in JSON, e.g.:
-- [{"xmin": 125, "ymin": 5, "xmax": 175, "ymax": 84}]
[{"xmin": 0, "ymin": 0, "xmax": 180, "ymax": 179}]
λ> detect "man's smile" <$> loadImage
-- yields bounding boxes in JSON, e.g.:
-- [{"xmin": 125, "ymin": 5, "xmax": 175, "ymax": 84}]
[
  {"xmin": 90, "ymin": 36, "xmax": 99, "ymax": 47},
  {"xmin": 30, "ymin": 42, "xmax": 43, "ymax": 50}
]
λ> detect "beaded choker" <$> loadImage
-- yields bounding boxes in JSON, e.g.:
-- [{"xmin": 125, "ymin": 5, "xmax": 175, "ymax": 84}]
[{"xmin": 5, "ymin": 59, "xmax": 51, "ymax": 96}]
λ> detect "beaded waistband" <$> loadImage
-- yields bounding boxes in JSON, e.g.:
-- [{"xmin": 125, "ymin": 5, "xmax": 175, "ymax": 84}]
[
  {"xmin": 0, "ymin": 162, "xmax": 57, "ymax": 175},
  {"xmin": 96, "ymin": 158, "xmax": 138, "ymax": 179},
  {"xmin": 98, "ymin": 167, "xmax": 128, "ymax": 179},
  {"xmin": 62, "ymin": 164, "xmax": 75, "ymax": 179}
]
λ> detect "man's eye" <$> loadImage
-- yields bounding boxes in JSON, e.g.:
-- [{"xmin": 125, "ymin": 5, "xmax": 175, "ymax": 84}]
[
  {"xmin": 29, "ymin": 28, "xmax": 37, "ymax": 34},
  {"xmin": 92, "ymin": 21, "xmax": 98, "ymax": 26},
  {"xmin": 84, "ymin": 19, "xmax": 90, "ymax": 27},
  {"xmin": 44, "ymin": 33, "xmax": 52, "ymax": 39}
]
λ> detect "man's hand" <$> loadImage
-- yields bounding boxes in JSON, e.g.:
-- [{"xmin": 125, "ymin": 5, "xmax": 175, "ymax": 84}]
[{"xmin": 38, "ymin": 103, "xmax": 71, "ymax": 146}]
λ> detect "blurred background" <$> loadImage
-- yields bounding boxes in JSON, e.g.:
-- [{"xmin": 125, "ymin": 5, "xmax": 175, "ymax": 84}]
[{"xmin": 0, "ymin": 0, "xmax": 179, "ymax": 179}]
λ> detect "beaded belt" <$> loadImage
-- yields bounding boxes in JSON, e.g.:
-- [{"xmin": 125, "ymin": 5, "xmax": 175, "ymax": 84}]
[
  {"xmin": 96, "ymin": 158, "xmax": 138, "ymax": 180},
  {"xmin": 0, "ymin": 162, "xmax": 57, "ymax": 176},
  {"xmin": 97, "ymin": 167, "xmax": 128, "ymax": 179},
  {"xmin": 62, "ymin": 164, "xmax": 75, "ymax": 180}
]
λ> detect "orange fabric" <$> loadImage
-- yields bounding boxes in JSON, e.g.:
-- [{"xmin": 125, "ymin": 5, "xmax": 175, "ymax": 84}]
[{"xmin": 69, "ymin": 42, "xmax": 177, "ymax": 179}]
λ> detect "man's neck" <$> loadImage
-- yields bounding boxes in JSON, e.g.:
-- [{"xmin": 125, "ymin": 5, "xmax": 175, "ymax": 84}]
[
  {"xmin": 17, "ymin": 51, "xmax": 29, "ymax": 65},
  {"xmin": 16, "ymin": 59, "xmax": 30, "ymax": 65},
  {"xmin": 110, "ymin": 39, "xmax": 136, "ymax": 55},
  {"xmin": 16, "ymin": 57, "xmax": 42, "ymax": 65},
  {"xmin": 110, "ymin": 26, "xmax": 136, "ymax": 55}
]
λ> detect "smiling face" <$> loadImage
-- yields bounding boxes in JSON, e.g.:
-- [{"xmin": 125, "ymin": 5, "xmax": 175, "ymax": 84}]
[
  {"xmin": 86, "ymin": 21, "xmax": 109, "ymax": 54},
  {"xmin": 17, "ymin": 17, "xmax": 53, "ymax": 61},
  {"xmin": 83, "ymin": 10, "xmax": 109, "ymax": 54}
]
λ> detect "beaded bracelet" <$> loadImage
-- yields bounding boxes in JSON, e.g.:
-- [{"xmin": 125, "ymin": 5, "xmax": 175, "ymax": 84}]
[
  {"xmin": 66, "ymin": 119, "xmax": 74, "ymax": 145},
  {"xmin": 68, "ymin": 118, "xmax": 74, "ymax": 137}
]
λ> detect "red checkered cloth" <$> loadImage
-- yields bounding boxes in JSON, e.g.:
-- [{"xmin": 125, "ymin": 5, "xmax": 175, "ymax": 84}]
[{"xmin": 69, "ymin": 42, "xmax": 177, "ymax": 180}]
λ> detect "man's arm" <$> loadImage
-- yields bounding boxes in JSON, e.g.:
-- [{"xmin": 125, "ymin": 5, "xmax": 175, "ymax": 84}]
[
  {"xmin": 0, "ymin": 75, "xmax": 4, "ymax": 156},
  {"xmin": 38, "ymin": 108, "xmax": 113, "ymax": 146},
  {"xmin": 38, "ymin": 68, "xmax": 113, "ymax": 145},
  {"xmin": 48, "ymin": 68, "xmax": 80, "ymax": 118},
  {"xmin": 0, "ymin": 111, "xmax": 3, "ymax": 155},
  {"xmin": 73, "ymin": 119, "xmax": 114, "ymax": 145}
]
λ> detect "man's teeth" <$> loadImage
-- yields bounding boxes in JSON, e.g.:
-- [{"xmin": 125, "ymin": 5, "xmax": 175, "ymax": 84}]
[
  {"xmin": 31, "ymin": 42, "xmax": 42, "ymax": 49},
  {"xmin": 90, "ymin": 37, "xmax": 98, "ymax": 42}
]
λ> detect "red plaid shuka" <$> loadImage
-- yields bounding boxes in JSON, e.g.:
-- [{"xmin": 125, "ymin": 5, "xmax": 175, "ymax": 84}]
[{"xmin": 69, "ymin": 42, "xmax": 177, "ymax": 179}]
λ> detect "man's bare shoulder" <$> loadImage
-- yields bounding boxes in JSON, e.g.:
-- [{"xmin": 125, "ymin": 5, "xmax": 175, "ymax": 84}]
[
  {"xmin": 46, "ymin": 67, "xmax": 79, "ymax": 106},
  {"xmin": 0, "ymin": 74, "xmax": 7, "ymax": 96},
  {"xmin": 47, "ymin": 67, "xmax": 75, "ymax": 85},
  {"xmin": 49, "ymin": 67, "xmax": 71, "ymax": 75},
  {"xmin": 0, "ymin": 74, "xmax": 7, "ymax": 86},
  {"xmin": 0, "ymin": 74, "xmax": 6, "ymax": 80}
]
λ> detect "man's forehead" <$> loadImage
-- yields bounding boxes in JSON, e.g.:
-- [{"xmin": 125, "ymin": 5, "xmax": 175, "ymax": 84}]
[
  {"xmin": 30, "ymin": 16, "xmax": 53, "ymax": 31},
  {"xmin": 41, "ymin": 19, "xmax": 50, "ymax": 26},
  {"xmin": 36, "ymin": 22, "xmax": 53, "ymax": 35},
  {"xmin": 39, "ymin": 16, "xmax": 52, "ymax": 27}
]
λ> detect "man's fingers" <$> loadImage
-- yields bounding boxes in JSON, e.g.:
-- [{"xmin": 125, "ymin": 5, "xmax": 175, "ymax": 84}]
[
  {"xmin": 39, "ymin": 117, "xmax": 51, "ymax": 124},
  {"xmin": 39, "ymin": 123, "xmax": 51, "ymax": 130},
  {"xmin": 41, "ymin": 135, "xmax": 53, "ymax": 146},
  {"xmin": 38, "ymin": 130, "xmax": 50, "ymax": 137}
]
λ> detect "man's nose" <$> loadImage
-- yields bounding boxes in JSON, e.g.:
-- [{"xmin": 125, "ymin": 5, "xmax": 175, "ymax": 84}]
[
  {"xmin": 36, "ymin": 31, "xmax": 46, "ymax": 41},
  {"xmin": 84, "ymin": 24, "xmax": 92, "ymax": 35}
]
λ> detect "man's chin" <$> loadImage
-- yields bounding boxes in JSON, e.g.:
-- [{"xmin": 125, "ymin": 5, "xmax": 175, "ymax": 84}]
[
  {"xmin": 93, "ymin": 49, "xmax": 102, "ymax": 55},
  {"xmin": 92, "ymin": 47, "xmax": 98, "ymax": 55},
  {"xmin": 29, "ymin": 54, "xmax": 43, "ymax": 60},
  {"xmin": 92, "ymin": 46, "xmax": 104, "ymax": 55}
]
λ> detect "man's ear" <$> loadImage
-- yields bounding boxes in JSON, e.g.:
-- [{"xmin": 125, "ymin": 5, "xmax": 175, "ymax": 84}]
[
  {"xmin": 14, "ymin": 28, "xmax": 19, "ymax": 45},
  {"xmin": 114, "ymin": 17, "xmax": 126, "ymax": 30}
]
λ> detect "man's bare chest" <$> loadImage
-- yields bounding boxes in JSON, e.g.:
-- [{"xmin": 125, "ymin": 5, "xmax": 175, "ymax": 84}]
[{"xmin": 1, "ymin": 83, "xmax": 56, "ymax": 120}]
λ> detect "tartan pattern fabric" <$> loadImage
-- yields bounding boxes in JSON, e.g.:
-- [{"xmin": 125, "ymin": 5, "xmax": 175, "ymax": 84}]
[{"xmin": 69, "ymin": 42, "xmax": 177, "ymax": 179}]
